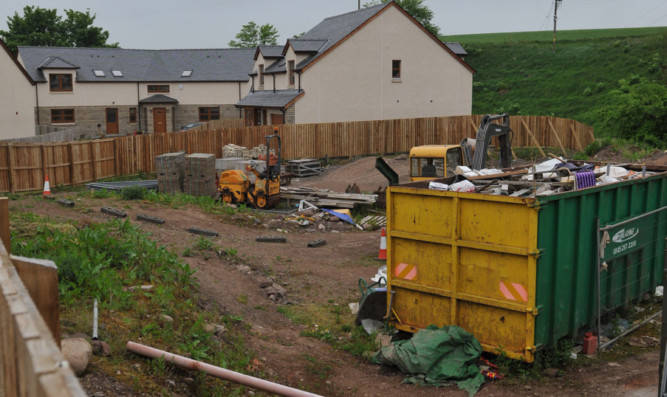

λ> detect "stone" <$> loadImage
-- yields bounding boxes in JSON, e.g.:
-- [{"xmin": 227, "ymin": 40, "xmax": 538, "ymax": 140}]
[
  {"xmin": 62, "ymin": 338, "xmax": 92, "ymax": 376},
  {"xmin": 91, "ymin": 340, "xmax": 112, "ymax": 357},
  {"xmin": 375, "ymin": 333, "xmax": 392, "ymax": 348},
  {"xmin": 159, "ymin": 314, "xmax": 174, "ymax": 324},
  {"xmin": 318, "ymin": 224, "xmax": 326, "ymax": 231},
  {"xmin": 237, "ymin": 265, "xmax": 251, "ymax": 274}
]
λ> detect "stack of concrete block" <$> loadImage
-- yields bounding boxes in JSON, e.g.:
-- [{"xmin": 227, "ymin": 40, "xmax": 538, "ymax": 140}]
[
  {"xmin": 184, "ymin": 153, "xmax": 217, "ymax": 197},
  {"xmin": 222, "ymin": 144, "xmax": 249, "ymax": 159},
  {"xmin": 155, "ymin": 152, "xmax": 185, "ymax": 193},
  {"xmin": 215, "ymin": 157, "xmax": 243, "ymax": 174}
]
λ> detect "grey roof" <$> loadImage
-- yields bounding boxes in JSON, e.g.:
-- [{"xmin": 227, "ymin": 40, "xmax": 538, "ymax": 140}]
[
  {"xmin": 290, "ymin": 2, "xmax": 389, "ymax": 70},
  {"xmin": 257, "ymin": 45, "xmax": 284, "ymax": 59},
  {"xmin": 18, "ymin": 46, "xmax": 256, "ymax": 83},
  {"xmin": 288, "ymin": 40, "xmax": 327, "ymax": 53},
  {"xmin": 236, "ymin": 89, "xmax": 303, "ymax": 108},
  {"xmin": 265, "ymin": 58, "xmax": 287, "ymax": 74},
  {"xmin": 444, "ymin": 42, "xmax": 467, "ymax": 56},
  {"xmin": 139, "ymin": 94, "xmax": 179, "ymax": 104},
  {"xmin": 37, "ymin": 56, "xmax": 79, "ymax": 69}
]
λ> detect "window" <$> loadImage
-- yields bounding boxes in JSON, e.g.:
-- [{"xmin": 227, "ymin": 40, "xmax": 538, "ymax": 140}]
[
  {"xmin": 49, "ymin": 74, "xmax": 73, "ymax": 92},
  {"xmin": 148, "ymin": 85, "xmax": 169, "ymax": 93},
  {"xmin": 410, "ymin": 157, "xmax": 445, "ymax": 178},
  {"xmin": 51, "ymin": 109, "xmax": 74, "ymax": 123},
  {"xmin": 181, "ymin": 70, "xmax": 192, "ymax": 77},
  {"xmin": 112, "ymin": 70, "xmax": 123, "ymax": 77},
  {"xmin": 93, "ymin": 70, "xmax": 105, "ymax": 77},
  {"xmin": 288, "ymin": 60, "xmax": 295, "ymax": 85},
  {"xmin": 258, "ymin": 64, "xmax": 264, "ymax": 86},
  {"xmin": 199, "ymin": 107, "xmax": 220, "ymax": 122},
  {"xmin": 129, "ymin": 107, "xmax": 137, "ymax": 123},
  {"xmin": 392, "ymin": 60, "xmax": 401, "ymax": 79}
]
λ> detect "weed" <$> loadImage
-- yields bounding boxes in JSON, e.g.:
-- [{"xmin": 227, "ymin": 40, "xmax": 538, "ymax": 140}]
[
  {"xmin": 303, "ymin": 354, "xmax": 333, "ymax": 380},
  {"xmin": 182, "ymin": 247, "xmax": 193, "ymax": 257},
  {"xmin": 237, "ymin": 294, "xmax": 248, "ymax": 304},
  {"xmin": 120, "ymin": 186, "xmax": 147, "ymax": 200},
  {"xmin": 91, "ymin": 189, "xmax": 111, "ymax": 199},
  {"xmin": 195, "ymin": 236, "xmax": 214, "ymax": 251}
]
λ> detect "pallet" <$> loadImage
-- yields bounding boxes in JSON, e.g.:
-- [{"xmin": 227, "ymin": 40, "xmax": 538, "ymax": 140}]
[{"xmin": 286, "ymin": 159, "xmax": 322, "ymax": 177}]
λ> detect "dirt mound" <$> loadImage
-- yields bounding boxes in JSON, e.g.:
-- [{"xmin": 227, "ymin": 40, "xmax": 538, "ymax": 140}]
[{"xmin": 642, "ymin": 149, "xmax": 667, "ymax": 166}]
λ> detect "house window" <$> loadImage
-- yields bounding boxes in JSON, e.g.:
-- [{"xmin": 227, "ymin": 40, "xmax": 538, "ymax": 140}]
[
  {"xmin": 51, "ymin": 109, "xmax": 75, "ymax": 123},
  {"xmin": 392, "ymin": 60, "xmax": 401, "ymax": 79},
  {"xmin": 288, "ymin": 60, "xmax": 295, "ymax": 85},
  {"xmin": 49, "ymin": 74, "xmax": 73, "ymax": 92},
  {"xmin": 259, "ymin": 65, "xmax": 264, "ymax": 87},
  {"xmin": 129, "ymin": 107, "xmax": 137, "ymax": 123},
  {"xmin": 199, "ymin": 107, "xmax": 220, "ymax": 122},
  {"xmin": 148, "ymin": 84, "xmax": 169, "ymax": 93}
]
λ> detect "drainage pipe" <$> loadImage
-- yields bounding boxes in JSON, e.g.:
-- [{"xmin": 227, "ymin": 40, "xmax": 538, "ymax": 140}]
[
  {"xmin": 92, "ymin": 299, "xmax": 98, "ymax": 340},
  {"xmin": 126, "ymin": 341, "xmax": 322, "ymax": 397}
]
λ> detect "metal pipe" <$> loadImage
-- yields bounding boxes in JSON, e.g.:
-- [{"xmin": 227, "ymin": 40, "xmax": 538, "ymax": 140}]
[
  {"xmin": 126, "ymin": 341, "xmax": 322, "ymax": 397},
  {"xmin": 600, "ymin": 310, "xmax": 662, "ymax": 351},
  {"xmin": 92, "ymin": 299, "xmax": 98, "ymax": 340}
]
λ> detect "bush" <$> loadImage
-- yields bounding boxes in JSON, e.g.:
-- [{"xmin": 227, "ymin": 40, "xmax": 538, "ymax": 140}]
[{"xmin": 121, "ymin": 186, "xmax": 147, "ymax": 200}]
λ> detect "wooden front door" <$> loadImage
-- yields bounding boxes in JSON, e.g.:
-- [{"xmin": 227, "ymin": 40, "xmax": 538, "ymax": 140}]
[
  {"xmin": 270, "ymin": 113, "xmax": 284, "ymax": 125},
  {"xmin": 105, "ymin": 108, "xmax": 118, "ymax": 134},
  {"xmin": 153, "ymin": 108, "xmax": 166, "ymax": 133}
]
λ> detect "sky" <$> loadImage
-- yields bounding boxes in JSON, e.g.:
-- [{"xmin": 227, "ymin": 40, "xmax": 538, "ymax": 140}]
[{"xmin": 0, "ymin": 0, "xmax": 665, "ymax": 49}]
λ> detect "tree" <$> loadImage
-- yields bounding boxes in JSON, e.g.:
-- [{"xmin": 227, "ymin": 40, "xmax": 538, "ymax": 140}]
[
  {"xmin": 229, "ymin": 22, "xmax": 279, "ymax": 48},
  {"xmin": 0, "ymin": 6, "xmax": 117, "ymax": 54},
  {"xmin": 364, "ymin": 0, "xmax": 440, "ymax": 36}
]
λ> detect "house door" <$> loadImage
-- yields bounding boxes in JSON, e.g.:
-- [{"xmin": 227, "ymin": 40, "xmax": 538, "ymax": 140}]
[
  {"xmin": 244, "ymin": 108, "xmax": 254, "ymax": 126},
  {"xmin": 270, "ymin": 114, "xmax": 284, "ymax": 125},
  {"xmin": 105, "ymin": 108, "xmax": 118, "ymax": 134},
  {"xmin": 153, "ymin": 108, "xmax": 166, "ymax": 133}
]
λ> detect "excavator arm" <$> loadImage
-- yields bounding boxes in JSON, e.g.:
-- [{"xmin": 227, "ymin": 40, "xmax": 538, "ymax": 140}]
[{"xmin": 470, "ymin": 113, "xmax": 513, "ymax": 170}]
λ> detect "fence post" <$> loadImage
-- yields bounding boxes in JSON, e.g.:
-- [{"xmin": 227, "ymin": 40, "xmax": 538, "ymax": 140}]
[
  {"xmin": 40, "ymin": 144, "xmax": 47, "ymax": 185},
  {"xmin": 0, "ymin": 197, "xmax": 9, "ymax": 254},
  {"xmin": 67, "ymin": 142, "xmax": 75, "ymax": 187},
  {"xmin": 89, "ymin": 141, "xmax": 97, "ymax": 181},
  {"xmin": 113, "ymin": 138, "xmax": 118, "ymax": 177},
  {"xmin": 7, "ymin": 143, "xmax": 15, "ymax": 194}
]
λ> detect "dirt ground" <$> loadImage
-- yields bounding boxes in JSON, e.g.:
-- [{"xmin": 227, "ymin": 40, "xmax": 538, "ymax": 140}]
[{"xmin": 11, "ymin": 152, "xmax": 667, "ymax": 396}]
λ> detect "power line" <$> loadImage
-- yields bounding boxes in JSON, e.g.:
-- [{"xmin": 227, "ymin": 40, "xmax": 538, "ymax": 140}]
[
  {"xmin": 552, "ymin": 0, "xmax": 563, "ymax": 53},
  {"xmin": 539, "ymin": 0, "xmax": 555, "ymax": 31}
]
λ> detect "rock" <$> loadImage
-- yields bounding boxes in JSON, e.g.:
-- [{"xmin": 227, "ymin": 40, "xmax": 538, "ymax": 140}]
[
  {"xmin": 317, "ymin": 223, "xmax": 326, "ymax": 231},
  {"xmin": 237, "ymin": 265, "xmax": 251, "ymax": 274},
  {"xmin": 91, "ymin": 340, "xmax": 112, "ymax": 357},
  {"xmin": 329, "ymin": 216, "xmax": 340, "ymax": 223},
  {"xmin": 183, "ymin": 377, "xmax": 195, "ymax": 385},
  {"xmin": 166, "ymin": 379, "xmax": 176, "ymax": 388},
  {"xmin": 543, "ymin": 368, "xmax": 559, "ymax": 378},
  {"xmin": 258, "ymin": 281, "xmax": 273, "ymax": 288},
  {"xmin": 62, "ymin": 338, "xmax": 92, "ymax": 376},
  {"xmin": 265, "ymin": 283, "xmax": 287, "ymax": 302},
  {"xmin": 159, "ymin": 314, "xmax": 174, "ymax": 324}
]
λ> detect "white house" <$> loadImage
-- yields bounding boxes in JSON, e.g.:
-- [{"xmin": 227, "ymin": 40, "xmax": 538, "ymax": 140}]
[
  {"xmin": 236, "ymin": 2, "xmax": 474, "ymax": 125},
  {"xmin": 0, "ymin": 39, "xmax": 36, "ymax": 140}
]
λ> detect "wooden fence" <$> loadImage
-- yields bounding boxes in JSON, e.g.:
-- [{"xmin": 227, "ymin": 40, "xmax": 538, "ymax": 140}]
[
  {"xmin": 0, "ymin": 198, "xmax": 86, "ymax": 396},
  {"xmin": 0, "ymin": 115, "xmax": 594, "ymax": 194}
]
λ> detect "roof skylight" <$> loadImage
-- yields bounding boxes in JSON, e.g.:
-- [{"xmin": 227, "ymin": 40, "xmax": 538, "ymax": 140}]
[
  {"xmin": 181, "ymin": 70, "xmax": 193, "ymax": 77},
  {"xmin": 93, "ymin": 70, "xmax": 105, "ymax": 77},
  {"xmin": 111, "ymin": 70, "xmax": 123, "ymax": 77}
]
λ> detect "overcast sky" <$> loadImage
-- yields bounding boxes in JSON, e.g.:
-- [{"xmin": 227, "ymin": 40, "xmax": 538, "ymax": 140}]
[{"xmin": 0, "ymin": 0, "xmax": 665, "ymax": 49}]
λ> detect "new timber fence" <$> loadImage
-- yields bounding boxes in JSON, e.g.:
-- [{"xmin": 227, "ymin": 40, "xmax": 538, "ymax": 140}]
[{"xmin": 0, "ymin": 115, "xmax": 594, "ymax": 194}]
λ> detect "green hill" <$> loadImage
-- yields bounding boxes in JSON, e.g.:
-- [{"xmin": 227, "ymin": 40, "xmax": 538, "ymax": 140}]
[{"xmin": 442, "ymin": 27, "xmax": 667, "ymax": 147}]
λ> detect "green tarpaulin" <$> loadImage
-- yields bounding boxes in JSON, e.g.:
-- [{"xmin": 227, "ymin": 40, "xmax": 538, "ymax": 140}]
[{"xmin": 372, "ymin": 325, "xmax": 484, "ymax": 396}]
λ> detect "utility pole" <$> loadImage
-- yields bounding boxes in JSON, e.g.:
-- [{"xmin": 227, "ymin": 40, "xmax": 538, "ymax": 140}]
[{"xmin": 552, "ymin": 0, "xmax": 563, "ymax": 53}]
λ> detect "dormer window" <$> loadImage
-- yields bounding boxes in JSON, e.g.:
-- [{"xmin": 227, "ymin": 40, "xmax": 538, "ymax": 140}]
[
  {"xmin": 112, "ymin": 70, "xmax": 123, "ymax": 77},
  {"xmin": 49, "ymin": 74, "xmax": 73, "ymax": 92},
  {"xmin": 259, "ymin": 65, "xmax": 264, "ymax": 87},
  {"xmin": 93, "ymin": 70, "xmax": 105, "ymax": 77},
  {"xmin": 288, "ymin": 60, "xmax": 295, "ymax": 85},
  {"xmin": 392, "ymin": 60, "xmax": 401, "ymax": 79},
  {"xmin": 181, "ymin": 70, "xmax": 192, "ymax": 77}
]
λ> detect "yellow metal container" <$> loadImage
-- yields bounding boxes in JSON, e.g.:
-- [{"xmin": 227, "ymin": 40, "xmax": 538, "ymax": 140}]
[{"xmin": 386, "ymin": 184, "xmax": 540, "ymax": 362}]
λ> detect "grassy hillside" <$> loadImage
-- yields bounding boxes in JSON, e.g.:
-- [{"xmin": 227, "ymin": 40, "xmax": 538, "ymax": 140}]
[{"xmin": 442, "ymin": 27, "xmax": 667, "ymax": 144}]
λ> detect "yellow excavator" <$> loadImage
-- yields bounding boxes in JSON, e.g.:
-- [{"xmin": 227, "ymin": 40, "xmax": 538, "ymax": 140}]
[{"xmin": 218, "ymin": 128, "xmax": 281, "ymax": 209}]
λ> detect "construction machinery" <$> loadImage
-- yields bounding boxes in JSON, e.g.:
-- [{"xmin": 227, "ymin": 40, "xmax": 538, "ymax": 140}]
[
  {"xmin": 376, "ymin": 113, "xmax": 513, "ymax": 184},
  {"xmin": 218, "ymin": 128, "xmax": 282, "ymax": 209}
]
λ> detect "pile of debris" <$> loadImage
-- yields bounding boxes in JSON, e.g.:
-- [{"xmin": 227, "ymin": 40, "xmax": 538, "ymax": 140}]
[
  {"xmin": 222, "ymin": 143, "xmax": 274, "ymax": 160},
  {"xmin": 428, "ymin": 157, "xmax": 656, "ymax": 197},
  {"xmin": 280, "ymin": 186, "xmax": 377, "ymax": 208}
]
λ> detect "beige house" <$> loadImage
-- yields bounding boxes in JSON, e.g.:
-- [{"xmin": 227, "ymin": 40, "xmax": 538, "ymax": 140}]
[
  {"xmin": 237, "ymin": 2, "xmax": 474, "ymax": 125},
  {"xmin": 17, "ymin": 47, "xmax": 255, "ymax": 136},
  {"xmin": 0, "ymin": 39, "xmax": 36, "ymax": 140}
]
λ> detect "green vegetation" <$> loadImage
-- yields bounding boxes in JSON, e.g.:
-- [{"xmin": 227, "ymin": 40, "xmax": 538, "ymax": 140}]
[
  {"xmin": 443, "ymin": 27, "xmax": 667, "ymax": 149},
  {"xmin": 10, "ymin": 213, "xmax": 255, "ymax": 395}
]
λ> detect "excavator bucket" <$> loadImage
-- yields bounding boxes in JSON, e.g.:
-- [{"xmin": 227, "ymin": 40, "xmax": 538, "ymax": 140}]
[{"xmin": 355, "ymin": 277, "xmax": 387, "ymax": 326}]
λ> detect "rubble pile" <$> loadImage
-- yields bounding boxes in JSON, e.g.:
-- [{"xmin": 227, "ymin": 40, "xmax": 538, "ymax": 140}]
[{"xmin": 428, "ymin": 158, "xmax": 655, "ymax": 197}]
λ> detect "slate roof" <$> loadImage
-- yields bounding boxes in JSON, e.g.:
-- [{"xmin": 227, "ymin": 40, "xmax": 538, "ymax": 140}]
[
  {"xmin": 236, "ymin": 89, "xmax": 303, "ymax": 108},
  {"xmin": 256, "ymin": 45, "xmax": 284, "ymax": 59},
  {"xmin": 18, "ymin": 46, "xmax": 256, "ymax": 83},
  {"xmin": 289, "ymin": 2, "xmax": 389, "ymax": 70},
  {"xmin": 139, "ymin": 94, "xmax": 179, "ymax": 104},
  {"xmin": 444, "ymin": 42, "xmax": 467, "ymax": 56}
]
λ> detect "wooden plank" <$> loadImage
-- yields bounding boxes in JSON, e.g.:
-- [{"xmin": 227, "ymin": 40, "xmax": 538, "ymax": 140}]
[
  {"xmin": 90, "ymin": 141, "xmax": 97, "ymax": 181},
  {"xmin": 11, "ymin": 255, "xmax": 60, "ymax": 347},
  {"xmin": 521, "ymin": 119, "xmax": 547, "ymax": 158},
  {"xmin": 570, "ymin": 122, "xmax": 583, "ymax": 151},
  {"xmin": 7, "ymin": 143, "xmax": 15, "ymax": 194},
  {"xmin": 0, "ymin": 197, "xmax": 9, "ymax": 255},
  {"xmin": 548, "ymin": 118, "xmax": 568, "ymax": 156}
]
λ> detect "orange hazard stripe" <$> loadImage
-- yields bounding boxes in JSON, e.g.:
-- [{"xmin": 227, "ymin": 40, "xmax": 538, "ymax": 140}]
[
  {"xmin": 499, "ymin": 281, "xmax": 528, "ymax": 302},
  {"xmin": 395, "ymin": 263, "xmax": 417, "ymax": 280}
]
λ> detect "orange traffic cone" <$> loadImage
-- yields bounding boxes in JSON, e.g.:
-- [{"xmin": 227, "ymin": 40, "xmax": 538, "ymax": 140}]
[
  {"xmin": 378, "ymin": 227, "xmax": 387, "ymax": 260},
  {"xmin": 43, "ymin": 175, "xmax": 51, "ymax": 198}
]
